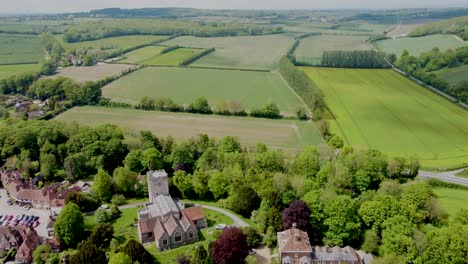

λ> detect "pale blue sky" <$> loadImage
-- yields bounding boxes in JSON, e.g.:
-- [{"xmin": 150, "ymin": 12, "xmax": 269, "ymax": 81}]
[{"xmin": 2, "ymin": 0, "xmax": 468, "ymax": 14}]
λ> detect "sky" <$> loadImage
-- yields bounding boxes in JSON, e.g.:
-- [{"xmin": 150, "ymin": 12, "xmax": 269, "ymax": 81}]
[{"xmin": 1, "ymin": 0, "xmax": 468, "ymax": 14}]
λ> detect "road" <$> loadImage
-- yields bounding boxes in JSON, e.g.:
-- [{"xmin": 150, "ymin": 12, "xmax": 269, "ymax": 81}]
[{"xmin": 418, "ymin": 168, "xmax": 468, "ymax": 186}]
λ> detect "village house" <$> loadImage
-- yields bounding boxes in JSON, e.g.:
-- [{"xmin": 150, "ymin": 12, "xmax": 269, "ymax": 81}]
[
  {"xmin": 277, "ymin": 225, "xmax": 363, "ymax": 264},
  {"xmin": 0, "ymin": 169, "xmax": 82, "ymax": 211},
  {"xmin": 0, "ymin": 226, "xmax": 41, "ymax": 264},
  {"xmin": 137, "ymin": 170, "xmax": 207, "ymax": 251}
]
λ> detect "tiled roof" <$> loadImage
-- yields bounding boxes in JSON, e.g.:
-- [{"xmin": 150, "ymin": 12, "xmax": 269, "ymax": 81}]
[
  {"xmin": 163, "ymin": 215, "xmax": 179, "ymax": 236},
  {"xmin": 139, "ymin": 217, "xmax": 158, "ymax": 234},
  {"xmin": 312, "ymin": 246, "xmax": 361, "ymax": 262},
  {"xmin": 277, "ymin": 228, "xmax": 312, "ymax": 253},
  {"xmin": 182, "ymin": 206, "xmax": 205, "ymax": 222},
  {"xmin": 153, "ymin": 219, "xmax": 167, "ymax": 240}
]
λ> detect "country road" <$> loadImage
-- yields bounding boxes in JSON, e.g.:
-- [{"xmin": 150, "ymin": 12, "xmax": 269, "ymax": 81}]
[{"xmin": 418, "ymin": 168, "xmax": 468, "ymax": 186}]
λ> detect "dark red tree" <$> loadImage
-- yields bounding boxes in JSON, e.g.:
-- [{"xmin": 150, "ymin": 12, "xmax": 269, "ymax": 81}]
[
  {"xmin": 282, "ymin": 200, "xmax": 311, "ymax": 231},
  {"xmin": 211, "ymin": 227, "xmax": 249, "ymax": 264}
]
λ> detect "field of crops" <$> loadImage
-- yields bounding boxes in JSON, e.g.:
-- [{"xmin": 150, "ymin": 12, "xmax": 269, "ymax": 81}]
[
  {"xmin": 102, "ymin": 67, "xmax": 304, "ymax": 115},
  {"xmin": 374, "ymin": 34, "xmax": 467, "ymax": 56},
  {"xmin": 294, "ymin": 35, "xmax": 370, "ymax": 65},
  {"xmin": 57, "ymin": 35, "xmax": 168, "ymax": 52},
  {"xmin": 434, "ymin": 65, "xmax": 468, "ymax": 86},
  {"xmin": 0, "ymin": 64, "xmax": 41, "ymax": 80},
  {"xmin": 51, "ymin": 63, "xmax": 135, "ymax": 82},
  {"xmin": 55, "ymin": 106, "xmax": 325, "ymax": 153},
  {"xmin": 119, "ymin": 46, "xmax": 167, "ymax": 64},
  {"xmin": 0, "ymin": 34, "xmax": 45, "ymax": 64},
  {"xmin": 140, "ymin": 48, "xmax": 203, "ymax": 66},
  {"xmin": 433, "ymin": 188, "xmax": 468, "ymax": 218},
  {"xmin": 162, "ymin": 34, "xmax": 293, "ymax": 69},
  {"xmin": 301, "ymin": 67, "xmax": 468, "ymax": 169}
]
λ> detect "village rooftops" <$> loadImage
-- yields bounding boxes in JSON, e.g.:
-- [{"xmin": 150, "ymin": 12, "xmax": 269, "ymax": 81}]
[{"xmin": 277, "ymin": 227, "xmax": 312, "ymax": 253}]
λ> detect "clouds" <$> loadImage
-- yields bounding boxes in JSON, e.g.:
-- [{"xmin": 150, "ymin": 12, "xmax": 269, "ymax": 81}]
[{"xmin": 2, "ymin": 0, "xmax": 468, "ymax": 14}]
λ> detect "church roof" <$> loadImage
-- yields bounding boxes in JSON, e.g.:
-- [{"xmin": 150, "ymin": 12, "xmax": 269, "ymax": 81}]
[
  {"xmin": 277, "ymin": 228, "xmax": 312, "ymax": 253},
  {"xmin": 139, "ymin": 195, "xmax": 179, "ymax": 219}
]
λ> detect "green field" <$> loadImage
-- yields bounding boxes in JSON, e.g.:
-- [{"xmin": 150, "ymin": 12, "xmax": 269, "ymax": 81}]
[
  {"xmin": 433, "ymin": 188, "xmax": 468, "ymax": 218},
  {"xmin": 57, "ymin": 35, "xmax": 168, "ymax": 52},
  {"xmin": 434, "ymin": 65, "xmax": 468, "ymax": 86},
  {"xmin": 55, "ymin": 107, "xmax": 324, "ymax": 153},
  {"xmin": 375, "ymin": 34, "xmax": 467, "ymax": 56},
  {"xmin": 162, "ymin": 34, "xmax": 293, "ymax": 69},
  {"xmin": 0, "ymin": 64, "xmax": 41, "ymax": 79},
  {"xmin": 294, "ymin": 35, "xmax": 370, "ymax": 65},
  {"xmin": 102, "ymin": 67, "xmax": 304, "ymax": 115},
  {"xmin": 301, "ymin": 67, "xmax": 468, "ymax": 169},
  {"xmin": 120, "ymin": 46, "xmax": 167, "ymax": 64},
  {"xmin": 0, "ymin": 34, "xmax": 45, "ymax": 64},
  {"xmin": 140, "ymin": 48, "xmax": 203, "ymax": 66}
]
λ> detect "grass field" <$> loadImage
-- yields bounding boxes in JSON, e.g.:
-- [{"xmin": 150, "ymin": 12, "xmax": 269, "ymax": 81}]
[
  {"xmin": 433, "ymin": 188, "xmax": 468, "ymax": 218},
  {"xmin": 434, "ymin": 65, "xmax": 468, "ymax": 86},
  {"xmin": 375, "ymin": 34, "xmax": 467, "ymax": 56},
  {"xmin": 57, "ymin": 35, "xmax": 168, "ymax": 52},
  {"xmin": 0, "ymin": 64, "xmax": 41, "ymax": 79},
  {"xmin": 52, "ymin": 63, "xmax": 135, "ymax": 82},
  {"xmin": 55, "ymin": 107, "xmax": 324, "ymax": 153},
  {"xmin": 140, "ymin": 48, "xmax": 203, "ymax": 66},
  {"xmin": 162, "ymin": 35, "xmax": 293, "ymax": 69},
  {"xmin": 119, "ymin": 46, "xmax": 167, "ymax": 64},
  {"xmin": 102, "ymin": 67, "xmax": 304, "ymax": 115},
  {"xmin": 294, "ymin": 35, "xmax": 370, "ymax": 65},
  {"xmin": 301, "ymin": 67, "xmax": 468, "ymax": 169},
  {"xmin": 0, "ymin": 34, "xmax": 45, "ymax": 64}
]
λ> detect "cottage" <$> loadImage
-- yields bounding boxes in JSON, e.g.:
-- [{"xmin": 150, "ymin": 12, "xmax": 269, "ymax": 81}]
[{"xmin": 0, "ymin": 226, "xmax": 41, "ymax": 264}]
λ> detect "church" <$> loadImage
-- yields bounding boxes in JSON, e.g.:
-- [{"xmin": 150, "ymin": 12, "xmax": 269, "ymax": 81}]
[{"xmin": 137, "ymin": 170, "xmax": 207, "ymax": 251}]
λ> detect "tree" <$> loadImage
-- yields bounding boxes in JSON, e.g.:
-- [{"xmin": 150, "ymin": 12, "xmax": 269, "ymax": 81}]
[
  {"xmin": 54, "ymin": 202, "xmax": 84, "ymax": 248},
  {"xmin": 109, "ymin": 253, "xmax": 132, "ymax": 264},
  {"xmin": 32, "ymin": 245, "xmax": 52, "ymax": 264},
  {"xmin": 124, "ymin": 149, "xmax": 144, "ymax": 173},
  {"xmin": 65, "ymin": 191, "xmax": 100, "ymax": 212},
  {"xmin": 218, "ymin": 136, "xmax": 242, "ymax": 154},
  {"xmin": 172, "ymin": 170, "xmax": 193, "ymax": 198},
  {"xmin": 93, "ymin": 169, "xmax": 112, "ymax": 202},
  {"xmin": 141, "ymin": 148, "xmax": 163, "ymax": 170},
  {"xmin": 89, "ymin": 223, "xmax": 114, "ymax": 249},
  {"xmin": 328, "ymin": 135, "xmax": 344, "ymax": 149},
  {"xmin": 379, "ymin": 216, "xmax": 417, "ymax": 262},
  {"xmin": 362, "ymin": 230, "xmax": 379, "ymax": 254},
  {"xmin": 178, "ymin": 256, "xmax": 191, "ymax": 264},
  {"xmin": 69, "ymin": 239, "xmax": 107, "ymax": 264},
  {"xmin": 229, "ymin": 186, "xmax": 260, "ymax": 218},
  {"xmin": 189, "ymin": 97, "xmax": 212, "ymax": 114},
  {"xmin": 293, "ymin": 146, "xmax": 320, "ymax": 179},
  {"xmin": 95, "ymin": 208, "xmax": 111, "ymax": 223},
  {"xmin": 40, "ymin": 61, "xmax": 57, "ymax": 75},
  {"xmin": 296, "ymin": 107, "xmax": 308, "ymax": 120},
  {"xmin": 113, "ymin": 167, "xmax": 137, "ymax": 195},
  {"xmin": 323, "ymin": 195, "xmax": 361, "ymax": 246},
  {"xmin": 191, "ymin": 245, "xmax": 209, "ymax": 264},
  {"xmin": 211, "ymin": 227, "xmax": 249, "ymax": 264},
  {"xmin": 264, "ymin": 226, "xmax": 278, "ymax": 248},
  {"xmin": 282, "ymin": 200, "xmax": 311, "ymax": 231},
  {"xmin": 121, "ymin": 239, "xmax": 153, "ymax": 264},
  {"xmin": 399, "ymin": 182, "xmax": 434, "ymax": 225},
  {"xmin": 243, "ymin": 227, "xmax": 262, "ymax": 248},
  {"xmin": 139, "ymin": 96, "xmax": 155, "ymax": 110}
]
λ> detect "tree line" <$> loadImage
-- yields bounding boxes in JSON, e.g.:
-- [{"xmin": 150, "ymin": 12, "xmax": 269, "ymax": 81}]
[{"xmin": 320, "ymin": 50, "xmax": 390, "ymax": 68}]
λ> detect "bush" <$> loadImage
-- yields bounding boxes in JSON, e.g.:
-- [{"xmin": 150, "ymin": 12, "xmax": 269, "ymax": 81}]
[
  {"xmin": 189, "ymin": 97, "xmax": 212, "ymax": 114},
  {"xmin": 296, "ymin": 107, "xmax": 308, "ymax": 120},
  {"xmin": 111, "ymin": 194, "xmax": 126, "ymax": 206},
  {"xmin": 250, "ymin": 103, "xmax": 282, "ymax": 119},
  {"xmin": 328, "ymin": 135, "xmax": 344, "ymax": 149},
  {"xmin": 243, "ymin": 227, "xmax": 262, "ymax": 248},
  {"xmin": 95, "ymin": 208, "xmax": 111, "ymax": 223}
]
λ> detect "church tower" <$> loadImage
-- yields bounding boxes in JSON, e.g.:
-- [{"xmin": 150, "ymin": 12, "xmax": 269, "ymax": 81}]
[{"xmin": 146, "ymin": 170, "xmax": 169, "ymax": 203}]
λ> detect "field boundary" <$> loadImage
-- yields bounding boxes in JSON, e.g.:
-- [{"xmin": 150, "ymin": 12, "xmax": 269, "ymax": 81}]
[{"xmin": 275, "ymin": 70, "xmax": 312, "ymax": 117}]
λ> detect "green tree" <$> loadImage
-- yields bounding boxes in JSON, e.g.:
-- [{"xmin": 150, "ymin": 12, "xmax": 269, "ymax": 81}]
[
  {"xmin": 293, "ymin": 146, "xmax": 320, "ymax": 179},
  {"xmin": 191, "ymin": 245, "xmax": 209, "ymax": 264},
  {"xmin": 93, "ymin": 169, "xmax": 112, "ymax": 202},
  {"xmin": 208, "ymin": 171, "xmax": 229, "ymax": 199},
  {"xmin": 265, "ymin": 226, "xmax": 277, "ymax": 248},
  {"xmin": 121, "ymin": 239, "xmax": 153, "ymax": 264},
  {"xmin": 109, "ymin": 253, "xmax": 132, "ymax": 264},
  {"xmin": 192, "ymin": 170, "xmax": 210, "ymax": 199},
  {"xmin": 32, "ymin": 245, "xmax": 52, "ymax": 264},
  {"xmin": 54, "ymin": 202, "xmax": 84, "ymax": 248},
  {"xmin": 218, "ymin": 136, "xmax": 242, "ymax": 154},
  {"xmin": 90, "ymin": 223, "xmax": 114, "ymax": 249},
  {"xmin": 379, "ymin": 216, "xmax": 417, "ymax": 262},
  {"xmin": 358, "ymin": 195, "xmax": 400, "ymax": 232},
  {"xmin": 189, "ymin": 97, "xmax": 212, "ymax": 114},
  {"xmin": 172, "ymin": 170, "xmax": 193, "ymax": 198},
  {"xmin": 40, "ymin": 61, "xmax": 57, "ymax": 75},
  {"xmin": 141, "ymin": 148, "xmax": 163, "ymax": 170},
  {"xmin": 113, "ymin": 167, "xmax": 137, "ymax": 195},
  {"xmin": 70, "ymin": 240, "xmax": 107, "ymax": 264},
  {"xmin": 399, "ymin": 182, "xmax": 434, "ymax": 225},
  {"xmin": 323, "ymin": 195, "xmax": 361, "ymax": 246},
  {"xmin": 124, "ymin": 150, "xmax": 144, "ymax": 173},
  {"xmin": 243, "ymin": 227, "xmax": 262, "ymax": 248},
  {"xmin": 95, "ymin": 208, "xmax": 111, "ymax": 223},
  {"xmin": 362, "ymin": 230, "xmax": 379, "ymax": 254}
]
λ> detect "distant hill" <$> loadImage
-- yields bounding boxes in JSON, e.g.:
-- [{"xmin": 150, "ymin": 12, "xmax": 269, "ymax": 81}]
[{"xmin": 409, "ymin": 15, "xmax": 468, "ymax": 40}]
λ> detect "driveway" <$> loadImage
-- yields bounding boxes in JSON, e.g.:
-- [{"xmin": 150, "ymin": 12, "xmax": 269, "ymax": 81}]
[
  {"xmin": 0, "ymin": 189, "xmax": 50, "ymax": 237},
  {"xmin": 195, "ymin": 204, "xmax": 249, "ymax": 227}
]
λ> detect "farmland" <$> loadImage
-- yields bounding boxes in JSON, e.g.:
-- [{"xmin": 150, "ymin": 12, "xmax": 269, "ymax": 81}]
[
  {"xmin": 0, "ymin": 64, "xmax": 41, "ymax": 80},
  {"xmin": 55, "ymin": 106, "xmax": 324, "ymax": 153},
  {"xmin": 56, "ymin": 35, "xmax": 168, "ymax": 52},
  {"xmin": 434, "ymin": 65, "xmax": 468, "ymax": 86},
  {"xmin": 51, "ymin": 63, "xmax": 136, "ymax": 82},
  {"xmin": 162, "ymin": 34, "xmax": 294, "ymax": 69},
  {"xmin": 119, "ymin": 46, "xmax": 167, "ymax": 64},
  {"xmin": 102, "ymin": 67, "xmax": 304, "ymax": 115},
  {"xmin": 301, "ymin": 67, "xmax": 468, "ymax": 169},
  {"xmin": 433, "ymin": 188, "xmax": 468, "ymax": 218},
  {"xmin": 139, "ymin": 47, "xmax": 203, "ymax": 66},
  {"xmin": 0, "ymin": 34, "xmax": 45, "ymax": 64},
  {"xmin": 294, "ymin": 35, "xmax": 371, "ymax": 65},
  {"xmin": 374, "ymin": 34, "xmax": 467, "ymax": 56}
]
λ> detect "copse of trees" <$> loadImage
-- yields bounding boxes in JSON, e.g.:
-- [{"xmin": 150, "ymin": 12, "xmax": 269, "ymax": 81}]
[
  {"xmin": 321, "ymin": 50, "xmax": 390, "ymax": 68},
  {"xmin": 250, "ymin": 103, "xmax": 282, "ymax": 119}
]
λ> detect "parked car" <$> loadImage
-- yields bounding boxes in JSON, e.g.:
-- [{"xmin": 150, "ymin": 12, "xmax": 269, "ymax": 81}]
[
  {"xmin": 249, "ymin": 249, "xmax": 256, "ymax": 256},
  {"xmin": 215, "ymin": 224, "xmax": 227, "ymax": 230},
  {"xmin": 33, "ymin": 221, "xmax": 40, "ymax": 228},
  {"xmin": 33, "ymin": 216, "xmax": 39, "ymax": 221}
]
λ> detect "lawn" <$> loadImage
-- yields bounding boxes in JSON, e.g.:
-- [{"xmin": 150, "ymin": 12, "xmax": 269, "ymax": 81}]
[
  {"xmin": 57, "ymin": 35, "xmax": 168, "ymax": 52},
  {"xmin": 434, "ymin": 65, "xmax": 468, "ymax": 86},
  {"xmin": 162, "ymin": 34, "xmax": 294, "ymax": 70},
  {"xmin": 102, "ymin": 67, "xmax": 304, "ymax": 115},
  {"xmin": 140, "ymin": 48, "xmax": 203, "ymax": 66},
  {"xmin": 0, "ymin": 64, "xmax": 41, "ymax": 80},
  {"xmin": 120, "ymin": 46, "xmax": 167, "ymax": 64},
  {"xmin": 433, "ymin": 188, "xmax": 468, "ymax": 218},
  {"xmin": 301, "ymin": 67, "xmax": 468, "ymax": 169},
  {"xmin": 294, "ymin": 35, "xmax": 371, "ymax": 65},
  {"xmin": 84, "ymin": 207, "xmax": 140, "ymax": 242},
  {"xmin": 374, "ymin": 34, "xmax": 467, "ymax": 56},
  {"xmin": 0, "ymin": 34, "xmax": 45, "ymax": 64},
  {"xmin": 55, "ymin": 107, "xmax": 325, "ymax": 153},
  {"xmin": 51, "ymin": 63, "xmax": 136, "ymax": 82}
]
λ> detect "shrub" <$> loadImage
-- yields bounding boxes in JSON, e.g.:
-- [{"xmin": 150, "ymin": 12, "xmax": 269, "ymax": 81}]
[
  {"xmin": 296, "ymin": 107, "xmax": 308, "ymax": 120},
  {"xmin": 111, "ymin": 194, "xmax": 126, "ymax": 206},
  {"xmin": 95, "ymin": 208, "xmax": 111, "ymax": 223},
  {"xmin": 250, "ymin": 103, "xmax": 282, "ymax": 119},
  {"xmin": 189, "ymin": 97, "xmax": 212, "ymax": 114}
]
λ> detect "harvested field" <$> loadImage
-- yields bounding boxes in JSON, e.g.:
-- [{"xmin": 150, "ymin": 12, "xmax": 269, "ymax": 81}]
[
  {"xmin": 52, "ymin": 63, "xmax": 136, "ymax": 82},
  {"xmin": 0, "ymin": 64, "xmax": 41, "ymax": 80},
  {"xmin": 55, "ymin": 106, "xmax": 325, "ymax": 153},
  {"xmin": 0, "ymin": 34, "xmax": 45, "ymax": 64},
  {"xmin": 119, "ymin": 46, "xmax": 167, "ymax": 64},
  {"xmin": 162, "ymin": 35, "xmax": 294, "ymax": 69},
  {"xmin": 301, "ymin": 67, "xmax": 468, "ymax": 169},
  {"xmin": 57, "ymin": 35, "xmax": 168, "ymax": 52},
  {"xmin": 294, "ymin": 35, "xmax": 370, "ymax": 65},
  {"xmin": 102, "ymin": 67, "xmax": 304, "ymax": 115}
]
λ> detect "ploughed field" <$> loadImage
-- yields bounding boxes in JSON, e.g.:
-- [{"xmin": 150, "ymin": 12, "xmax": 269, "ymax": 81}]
[
  {"xmin": 102, "ymin": 67, "xmax": 304, "ymax": 115},
  {"xmin": 161, "ymin": 34, "xmax": 294, "ymax": 70},
  {"xmin": 0, "ymin": 34, "xmax": 45, "ymax": 64},
  {"xmin": 374, "ymin": 34, "xmax": 467, "ymax": 56},
  {"xmin": 301, "ymin": 67, "xmax": 468, "ymax": 169},
  {"xmin": 294, "ymin": 35, "xmax": 370, "ymax": 65},
  {"xmin": 55, "ymin": 106, "xmax": 325, "ymax": 153},
  {"xmin": 51, "ymin": 63, "xmax": 136, "ymax": 82}
]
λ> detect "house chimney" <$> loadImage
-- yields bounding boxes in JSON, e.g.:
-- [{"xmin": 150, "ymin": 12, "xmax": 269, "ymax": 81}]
[{"xmin": 292, "ymin": 223, "xmax": 297, "ymax": 229}]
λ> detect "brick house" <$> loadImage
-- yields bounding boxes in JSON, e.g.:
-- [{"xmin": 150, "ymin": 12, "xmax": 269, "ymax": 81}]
[{"xmin": 0, "ymin": 226, "xmax": 41, "ymax": 264}]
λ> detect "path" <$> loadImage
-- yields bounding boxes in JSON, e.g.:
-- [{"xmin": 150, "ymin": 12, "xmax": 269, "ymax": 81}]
[{"xmin": 418, "ymin": 168, "xmax": 468, "ymax": 186}]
